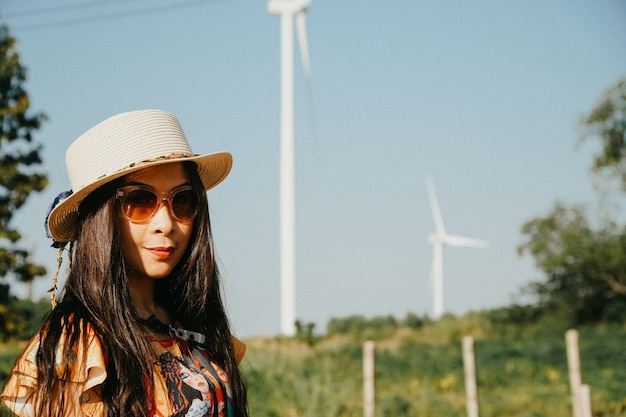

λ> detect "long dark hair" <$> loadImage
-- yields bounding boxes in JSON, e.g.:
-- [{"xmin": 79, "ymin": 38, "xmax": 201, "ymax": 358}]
[{"xmin": 28, "ymin": 162, "xmax": 248, "ymax": 416}]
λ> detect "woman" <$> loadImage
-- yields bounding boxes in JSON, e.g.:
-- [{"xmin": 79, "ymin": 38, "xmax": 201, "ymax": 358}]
[{"xmin": 1, "ymin": 110, "xmax": 248, "ymax": 417}]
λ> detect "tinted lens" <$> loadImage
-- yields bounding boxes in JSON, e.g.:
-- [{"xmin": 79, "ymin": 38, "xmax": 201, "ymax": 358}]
[
  {"xmin": 117, "ymin": 186, "xmax": 199, "ymax": 222},
  {"xmin": 171, "ymin": 189, "xmax": 198, "ymax": 220},
  {"xmin": 123, "ymin": 189, "xmax": 158, "ymax": 221}
]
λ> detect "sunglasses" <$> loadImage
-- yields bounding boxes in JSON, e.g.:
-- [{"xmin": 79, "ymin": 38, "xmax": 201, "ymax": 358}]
[{"xmin": 116, "ymin": 185, "xmax": 200, "ymax": 223}]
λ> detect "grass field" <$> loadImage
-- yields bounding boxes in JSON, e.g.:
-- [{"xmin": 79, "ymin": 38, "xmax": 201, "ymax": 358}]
[
  {"xmin": 0, "ymin": 315, "xmax": 624, "ymax": 416},
  {"xmin": 242, "ymin": 317, "xmax": 626, "ymax": 417}
]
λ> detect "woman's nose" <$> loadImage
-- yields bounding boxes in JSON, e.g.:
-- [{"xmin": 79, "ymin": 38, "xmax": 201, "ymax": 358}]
[{"xmin": 150, "ymin": 201, "xmax": 175, "ymax": 234}]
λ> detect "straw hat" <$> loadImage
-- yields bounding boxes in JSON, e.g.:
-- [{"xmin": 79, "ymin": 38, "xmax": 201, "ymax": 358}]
[{"xmin": 47, "ymin": 109, "xmax": 232, "ymax": 243}]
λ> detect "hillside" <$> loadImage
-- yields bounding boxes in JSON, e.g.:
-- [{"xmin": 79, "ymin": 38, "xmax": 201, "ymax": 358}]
[
  {"xmin": 242, "ymin": 313, "xmax": 626, "ymax": 417},
  {"xmin": 0, "ymin": 311, "xmax": 624, "ymax": 416}
]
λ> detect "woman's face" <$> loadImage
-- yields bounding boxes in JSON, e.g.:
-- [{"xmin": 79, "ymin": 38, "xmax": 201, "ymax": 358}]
[
  {"xmin": 118, "ymin": 163, "xmax": 195, "ymax": 281},
  {"xmin": 180, "ymin": 365, "xmax": 211, "ymax": 394}
]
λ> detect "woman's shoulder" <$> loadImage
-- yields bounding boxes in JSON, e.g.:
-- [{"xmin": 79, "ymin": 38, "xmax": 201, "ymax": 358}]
[
  {"xmin": 1, "ymin": 317, "xmax": 108, "ymax": 416},
  {"xmin": 6, "ymin": 316, "xmax": 107, "ymax": 381}
]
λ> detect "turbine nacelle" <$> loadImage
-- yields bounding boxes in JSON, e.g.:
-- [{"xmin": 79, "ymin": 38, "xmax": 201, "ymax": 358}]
[
  {"xmin": 268, "ymin": 0, "xmax": 311, "ymax": 80},
  {"xmin": 268, "ymin": 0, "xmax": 310, "ymax": 15}
]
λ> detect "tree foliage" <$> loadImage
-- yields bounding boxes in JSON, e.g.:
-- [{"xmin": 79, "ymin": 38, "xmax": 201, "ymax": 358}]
[
  {"xmin": 518, "ymin": 203, "xmax": 626, "ymax": 323},
  {"xmin": 519, "ymin": 77, "xmax": 626, "ymax": 324},
  {"xmin": 0, "ymin": 297, "xmax": 50, "ymax": 342},
  {"xmin": 0, "ymin": 23, "xmax": 48, "ymax": 288},
  {"xmin": 581, "ymin": 77, "xmax": 626, "ymax": 187}
]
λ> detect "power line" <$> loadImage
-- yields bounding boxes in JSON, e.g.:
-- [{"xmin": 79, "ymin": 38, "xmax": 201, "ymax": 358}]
[
  {"xmin": 2, "ymin": 0, "xmax": 145, "ymax": 19},
  {"xmin": 4, "ymin": 0, "xmax": 227, "ymax": 32}
]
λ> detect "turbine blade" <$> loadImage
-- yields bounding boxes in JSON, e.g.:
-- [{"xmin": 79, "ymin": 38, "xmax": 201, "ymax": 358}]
[
  {"xmin": 444, "ymin": 234, "xmax": 489, "ymax": 248},
  {"xmin": 425, "ymin": 175, "xmax": 446, "ymax": 235},
  {"xmin": 295, "ymin": 10, "xmax": 311, "ymax": 78}
]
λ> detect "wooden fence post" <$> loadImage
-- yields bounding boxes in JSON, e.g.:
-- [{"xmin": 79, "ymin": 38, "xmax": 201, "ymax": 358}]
[
  {"xmin": 580, "ymin": 384, "xmax": 593, "ymax": 417},
  {"xmin": 363, "ymin": 341, "xmax": 376, "ymax": 417},
  {"xmin": 462, "ymin": 336, "xmax": 479, "ymax": 417},
  {"xmin": 566, "ymin": 329, "xmax": 582, "ymax": 417}
]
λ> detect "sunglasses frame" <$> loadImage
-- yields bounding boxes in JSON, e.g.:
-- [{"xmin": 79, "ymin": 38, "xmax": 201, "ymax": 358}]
[{"xmin": 115, "ymin": 184, "xmax": 200, "ymax": 223}]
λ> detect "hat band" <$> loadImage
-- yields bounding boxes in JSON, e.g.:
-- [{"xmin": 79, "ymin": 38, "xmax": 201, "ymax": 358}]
[{"xmin": 115, "ymin": 152, "xmax": 196, "ymax": 174}]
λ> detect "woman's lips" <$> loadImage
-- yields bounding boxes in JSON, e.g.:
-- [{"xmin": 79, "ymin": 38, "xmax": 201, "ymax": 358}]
[{"xmin": 147, "ymin": 247, "xmax": 174, "ymax": 259}]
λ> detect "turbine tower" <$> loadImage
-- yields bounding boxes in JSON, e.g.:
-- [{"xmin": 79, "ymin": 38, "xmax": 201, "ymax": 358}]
[
  {"xmin": 425, "ymin": 176, "xmax": 488, "ymax": 320},
  {"xmin": 268, "ymin": 0, "xmax": 311, "ymax": 336}
]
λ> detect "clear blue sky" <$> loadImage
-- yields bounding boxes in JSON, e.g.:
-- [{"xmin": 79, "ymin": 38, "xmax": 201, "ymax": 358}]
[{"xmin": 2, "ymin": 0, "xmax": 626, "ymax": 337}]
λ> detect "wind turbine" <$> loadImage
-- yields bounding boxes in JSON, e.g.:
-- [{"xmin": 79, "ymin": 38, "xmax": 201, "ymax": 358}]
[
  {"xmin": 425, "ymin": 176, "xmax": 488, "ymax": 320},
  {"xmin": 268, "ymin": 0, "xmax": 311, "ymax": 336}
]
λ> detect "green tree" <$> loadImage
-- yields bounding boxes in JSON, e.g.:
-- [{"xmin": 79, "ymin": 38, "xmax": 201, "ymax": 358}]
[
  {"xmin": 518, "ymin": 203, "xmax": 626, "ymax": 323},
  {"xmin": 0, "ymin": 24, "xmax": 48, "ymax": 299},
  {"xmin": 581, "ymin": 76, "xmax": 626, "ymax": 187},
  {"xmin": 518, "ymin": 76, "xmax": 626, "ymax": 324}
]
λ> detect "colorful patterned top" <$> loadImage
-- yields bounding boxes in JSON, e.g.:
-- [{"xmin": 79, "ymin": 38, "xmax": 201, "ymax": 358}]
[{"xmin": 1, "ymin": 321, "xmax": 246, "ymax": 417}]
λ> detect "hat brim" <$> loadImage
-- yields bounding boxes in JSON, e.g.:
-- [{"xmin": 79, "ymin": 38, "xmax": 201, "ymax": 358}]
[{"xmin": 47, "ymin": 152, "xmax": 232, "ymax": 243}]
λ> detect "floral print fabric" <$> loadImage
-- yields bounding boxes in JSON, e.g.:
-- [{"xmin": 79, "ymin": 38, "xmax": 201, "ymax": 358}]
[{"xmin": 1, "ymin": 323, "xmax": 243, "ymax": 417}]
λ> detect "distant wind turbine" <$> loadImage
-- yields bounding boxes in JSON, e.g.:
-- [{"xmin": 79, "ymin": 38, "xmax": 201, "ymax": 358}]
[
  {"xmin": 425, "ymin": 176, "xmax": 488, "ymax": 320},
  {"xmin": 268, "ymin": 0, "xmax": 312, "ymax": 336}
]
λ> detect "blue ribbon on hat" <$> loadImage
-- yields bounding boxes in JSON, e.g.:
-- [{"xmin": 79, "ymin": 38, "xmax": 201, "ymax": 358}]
[{"xmin": 44, "ymin": 190, "xmax": 73, "ymax": 248}]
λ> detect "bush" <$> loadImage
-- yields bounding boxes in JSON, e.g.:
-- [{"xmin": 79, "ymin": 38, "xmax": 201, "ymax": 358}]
[
  {"xmin": 326, "ymin": 314, "xmax": 398, "ymax": 341},
  {"xmin": 0, "ymin": 297, "xmax": 50, "ymax": 342}
]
